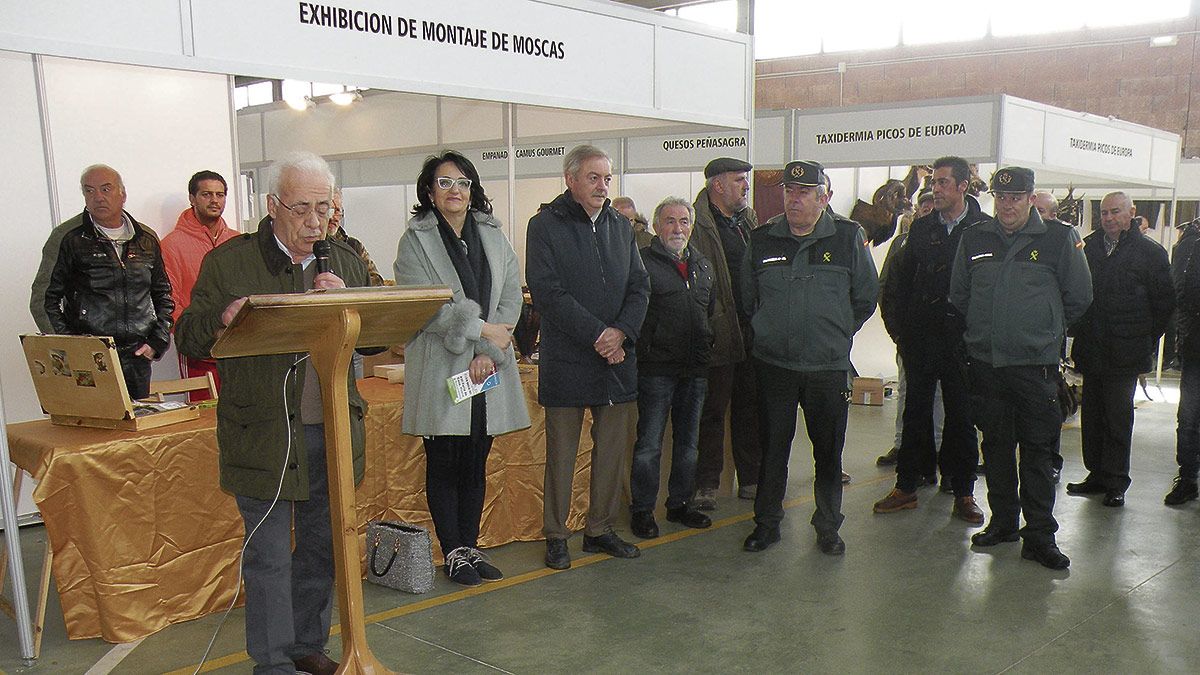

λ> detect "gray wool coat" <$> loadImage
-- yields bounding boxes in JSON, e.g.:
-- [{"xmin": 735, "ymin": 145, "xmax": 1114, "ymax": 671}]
[{"xmin": 393, "ymin": 209, "xmax": 531, "ymax": 437}]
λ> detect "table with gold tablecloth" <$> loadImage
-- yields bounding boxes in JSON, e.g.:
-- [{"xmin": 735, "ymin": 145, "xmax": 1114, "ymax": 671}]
[{"xmin": 5, "ymin": 370, "xmax": 590, "ymax": 643}]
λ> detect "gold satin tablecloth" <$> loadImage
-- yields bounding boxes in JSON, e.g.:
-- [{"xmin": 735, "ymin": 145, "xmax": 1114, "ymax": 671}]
[{"xmin": 6, "ymin": 371, "xmax": 591, "ymax": 643}]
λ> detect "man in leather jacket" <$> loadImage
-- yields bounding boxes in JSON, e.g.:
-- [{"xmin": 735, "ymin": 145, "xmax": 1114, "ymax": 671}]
[{"xmin": 32, "ymin": 165, "xmax": 172, "ymax": 399}]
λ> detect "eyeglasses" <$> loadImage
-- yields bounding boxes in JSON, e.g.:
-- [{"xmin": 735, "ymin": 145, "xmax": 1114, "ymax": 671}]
[
  {"xmin": 271, "ymin": 194, "xmax": 332, "ymax": 218},
  {"xmin": 435, "ymin": 177, "xmax": 473, "ymax": 192},
  {"xmin": 991, "ymin": 192, "xmax": 1030, "ymax": 205}
]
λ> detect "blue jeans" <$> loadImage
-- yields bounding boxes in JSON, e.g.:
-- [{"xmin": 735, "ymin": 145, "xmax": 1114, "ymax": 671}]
[
  {"xmin": 1176, "ymin": 356, "xmax": 1200, "ymax": 480},
  {"xmin": 631, "ymin": 375, "xmax": 707, "ymax": 513}
]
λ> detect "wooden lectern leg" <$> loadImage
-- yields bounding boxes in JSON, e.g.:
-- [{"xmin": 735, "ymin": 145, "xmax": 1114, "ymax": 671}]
[{"xmin": 308, "ymin": 308, "xmax": 393, "ymax": 675}]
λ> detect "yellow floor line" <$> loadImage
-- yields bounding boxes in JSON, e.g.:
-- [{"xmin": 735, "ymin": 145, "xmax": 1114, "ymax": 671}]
[{"xmin": 173, "ymin": 471, "xmax": 893, "ymax": 673}]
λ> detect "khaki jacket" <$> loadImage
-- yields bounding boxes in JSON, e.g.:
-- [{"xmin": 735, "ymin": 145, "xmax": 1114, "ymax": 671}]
[
  {"xmin": 176, "ymin": 217, "xmax": 371, "ymax": 501},
  {"xmin": 689, "ymin": 189, "xmax": 759, "ymax": 366}
]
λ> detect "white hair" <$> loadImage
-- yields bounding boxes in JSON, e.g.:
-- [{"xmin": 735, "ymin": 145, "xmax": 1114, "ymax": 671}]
[
  {"xmin": 268, "ymin": 151, "xmax": 335, "ymax": 196},
  {"xmin": 564, "ymin": 144, "xmax": 610, "ymax": 177},
  {"xmin": 652, "ymin": 196, "xmax": 695, "ymax": 227},
  {"xmin": 80, "ymin": 164, "xmax": 125, "ymax": 194},
  {"xmin": 1102, "ymin": 191, "xmax": 1132, "ymax": 210}
]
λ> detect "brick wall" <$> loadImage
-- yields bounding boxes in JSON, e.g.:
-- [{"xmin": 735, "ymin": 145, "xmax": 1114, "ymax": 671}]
[{"xmin": 755, "ymin": 16, "xmax": 1200, "ymax": 157}]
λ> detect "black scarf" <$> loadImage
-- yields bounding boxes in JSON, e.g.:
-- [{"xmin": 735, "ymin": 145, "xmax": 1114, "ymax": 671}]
[{"xmin": 434, "ymin": 210, "xmax": 492, "ymax": 321}]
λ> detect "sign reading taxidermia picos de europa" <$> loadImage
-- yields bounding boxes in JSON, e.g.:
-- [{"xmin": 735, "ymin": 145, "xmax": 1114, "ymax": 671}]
[
  {"xmin": 298, "ymin": 2, "xmax": 566, "ymax": 59},
  {"xmin": 814, "ymin": 123, "xmax": 968, "ymax": 146}
]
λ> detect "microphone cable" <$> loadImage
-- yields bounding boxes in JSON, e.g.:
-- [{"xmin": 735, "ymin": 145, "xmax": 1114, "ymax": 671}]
[{"xmin": 193, "ymin": 354, "xmax": 308, "ymax": 674}]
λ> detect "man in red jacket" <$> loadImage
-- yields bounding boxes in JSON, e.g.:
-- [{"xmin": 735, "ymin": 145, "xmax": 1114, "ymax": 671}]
[{"xmin": 161, "ymin": 170, "xmax": 239, "ymax": 399}]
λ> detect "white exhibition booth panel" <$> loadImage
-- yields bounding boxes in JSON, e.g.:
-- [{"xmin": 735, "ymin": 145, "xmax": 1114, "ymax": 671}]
[
  {"xmin": 768, "ymin": 94, "xmax": 1180, "ymax": 187},
  {"xmin": 238, "ymin": 88, "xmax": 753, "ymax": 281},
  {"xmin": 754, "ymin": 95, "xmax": 1182, "ymax": 380},
  {"xmin": 0, "ymin": 0, "xmax": 752, "ymax": 543}
]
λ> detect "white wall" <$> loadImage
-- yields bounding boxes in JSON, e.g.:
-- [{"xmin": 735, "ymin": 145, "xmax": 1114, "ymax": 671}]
[
  {"xmin": 1, "ymin": 51, "xmax": 54, "ymax": 425},
  {"xmin": 621, "ymin": 171, "xmax": 705, "ymax": 224},
  {"xmin": 340, "ymin": 185, "xmax": 408, "ymax": 280}
]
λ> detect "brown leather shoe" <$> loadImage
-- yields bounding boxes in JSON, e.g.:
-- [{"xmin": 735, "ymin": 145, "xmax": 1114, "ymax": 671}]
[
  {"xmin": 294, "ymin": 652, "xmax": 339, "ymax": 675},
  {"xmin": 873, "ymin": 488, "xmax": 917, "ymax": 513},
  {"xmin": 952, "ymin": 495, "xmax": 985, "ymax": 525}
]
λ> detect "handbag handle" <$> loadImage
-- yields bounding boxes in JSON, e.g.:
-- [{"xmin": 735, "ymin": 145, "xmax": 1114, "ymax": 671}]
[{"xmin": 369, "ymin": 533, "xmax": 400, "ymax": 577}]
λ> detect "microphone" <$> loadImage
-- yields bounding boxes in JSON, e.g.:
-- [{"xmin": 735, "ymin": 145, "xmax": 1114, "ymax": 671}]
[{"xmin": 313, "ymin": 238, "xmax": 331, "ymax": 275}]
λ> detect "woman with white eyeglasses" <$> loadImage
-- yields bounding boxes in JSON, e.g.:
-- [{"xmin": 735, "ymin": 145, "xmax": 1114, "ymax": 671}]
[{"xmin": 393, "ymin": 150, "xmax": 530, "ymax": 586}]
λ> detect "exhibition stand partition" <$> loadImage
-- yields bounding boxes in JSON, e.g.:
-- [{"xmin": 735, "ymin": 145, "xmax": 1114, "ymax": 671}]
[{"xmin": 753, "ymin": 95, "xmax": 1182, "ymax": 379}]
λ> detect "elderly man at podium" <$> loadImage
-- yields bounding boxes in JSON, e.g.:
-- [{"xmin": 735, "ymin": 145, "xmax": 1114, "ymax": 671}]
[{"xmin": 176, "ymin": 151, "xmax": 371, "ymax": 675}]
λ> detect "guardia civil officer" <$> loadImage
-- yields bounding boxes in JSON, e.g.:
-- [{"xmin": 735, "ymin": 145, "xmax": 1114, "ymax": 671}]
[
  {"xmin": 740, "ymin": 160, "xmax": 879, "ymax": 556},
  {"xmin": 949, "ymin": 167, "xmax": 1091, "ymax": 570}
]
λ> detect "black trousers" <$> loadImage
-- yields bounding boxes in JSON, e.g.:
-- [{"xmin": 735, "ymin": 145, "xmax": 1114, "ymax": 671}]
[
  {"xmin": 896, "ymin": 356, "xmax": 978, "ymax": 495},
  {"xmin": 970, "ymin": 361, "xmax": 1063, "ymax": 546},
  {"xmin": 695, "ymin": 359, "xmax": 760, "ymax": 490},
  {"xmin": 423, "ymin": 395, "xmax": 493, "ymax": 556},
  {"xmin": 752, "ymin": 360, "xmax": 847, "ymax": 536},
  {"xmin": 116, "ymin": 348, "xmax": 152, "ymax": 400},
  {"xmin": 1079, "ymin": 372, "xmax": 1138, "ymax": 492}
]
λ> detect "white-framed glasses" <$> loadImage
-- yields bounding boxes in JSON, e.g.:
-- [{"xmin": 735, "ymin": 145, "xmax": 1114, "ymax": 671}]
[
  {"xmin": 270, "ymin": 194, "xmax": 332, "ymax": 218},
  {"xmin": 435, "ymin": 177, "xmax": 472, "ymax": 192}
]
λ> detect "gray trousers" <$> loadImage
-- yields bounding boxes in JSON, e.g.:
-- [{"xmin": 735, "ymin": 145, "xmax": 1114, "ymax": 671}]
[
  {"xmin": 543, "ymin": 402, "xmax": 636, "ymax": 539},
  {"xmin": 235, "ymin": 424, "xmax": 334, "ymax": 675}
]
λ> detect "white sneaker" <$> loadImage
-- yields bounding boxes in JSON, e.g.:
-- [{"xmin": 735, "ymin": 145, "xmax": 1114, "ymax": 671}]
[{"xmin": 694, "ymin": 487, "xmax": 718, "ymax": 511}]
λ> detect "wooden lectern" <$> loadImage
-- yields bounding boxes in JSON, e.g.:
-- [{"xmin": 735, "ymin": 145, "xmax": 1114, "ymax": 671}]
[{"xmin": 212, "ymin": 285, "xmax": 452, "ymax": 675}]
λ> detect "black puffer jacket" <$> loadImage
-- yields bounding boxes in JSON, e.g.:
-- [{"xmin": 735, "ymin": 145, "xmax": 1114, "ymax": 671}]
[
  {"xmin": 43, "ymin": 211, "xmax": 173, "ymax": 356},
  {"xmin": 1175, "ymin": 222, "xmax": 1200, "ymax": 358},
  {"xmin": 1071, "ymin": 227, "xmax": 1173, "ymax": 375},
  {"xmin": 526, "ymin": 191, "xmax": 650, "ymax": 407},
  {"xmin": 880, "ymin": 195, "xmax": 988, "ymax": 368},
  {"xmin": 637, "ymin": 237, "xmax": 714, "ymax": 377}
]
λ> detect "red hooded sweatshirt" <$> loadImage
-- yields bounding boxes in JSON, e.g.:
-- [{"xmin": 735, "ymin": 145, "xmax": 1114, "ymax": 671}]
[{"xmin": 161, "ymin": 208, "xmax": 240, "ymax": 325}]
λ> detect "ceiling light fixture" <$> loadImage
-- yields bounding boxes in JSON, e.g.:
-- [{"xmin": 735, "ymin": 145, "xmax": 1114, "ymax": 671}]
[
  {"xmin": 328, "ymin": 89, "xmax": 362, "ymax": 106},
  {"xmin": 285, "ymin": 95, "xmax": 314, "ymax": 111}
]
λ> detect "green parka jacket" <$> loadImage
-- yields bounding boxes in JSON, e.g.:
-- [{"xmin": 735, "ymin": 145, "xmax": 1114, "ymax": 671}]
[
  {"xmin": 949, "ymin": 211, "xmax": 1092, "ymax": 367},
  {"xmin": 175, "ymin": 217, "xmax": 370, "ymax": 501},
  {"xmin": 689, "ymin": 189, "xmax": 759, "ymax": 366}
]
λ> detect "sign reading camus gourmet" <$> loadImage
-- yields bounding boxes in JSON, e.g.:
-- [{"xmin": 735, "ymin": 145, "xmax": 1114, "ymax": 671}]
[
  {"xmin": 624, "ymin": 132, "xmax": 749, "ymax": 172},
  {"xmin": 464, "ymin": 143, "xmax": 583, "ymax": 179}
]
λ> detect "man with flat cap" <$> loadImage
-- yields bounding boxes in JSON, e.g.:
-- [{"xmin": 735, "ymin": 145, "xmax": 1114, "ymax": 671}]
[
  {"xmin": 950, "ymin": 166, "xmax": 1091, "ymax": 570},
  {"xmin": 740, "ymin": 160, "xmax": 878, "ymax": 555},
  {"xmin": 689, "ymin": 157, "xmax": 761, "ymax": 510}
]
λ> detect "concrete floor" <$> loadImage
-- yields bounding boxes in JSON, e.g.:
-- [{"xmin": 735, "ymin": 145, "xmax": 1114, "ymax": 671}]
[{"xmin": 2, "ymin": 375, "xmax": 1198, "ymax": 673}]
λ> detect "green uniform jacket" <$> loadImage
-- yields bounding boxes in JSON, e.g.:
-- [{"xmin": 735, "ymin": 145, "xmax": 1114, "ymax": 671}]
[
  {"xmin": 741, "ymin": 210, "xmax": 879, "ymax": 372},
  {"xmin": 689, "ymin": 188, "xmax": 759, "ymax": 366},
  {"xmin": 949, "ymin": 211, "xmax": 1092, "ymax": 367},
  {"xmin": 175, "ymin": 217, "xmax": 370, "ymax": 501}
]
